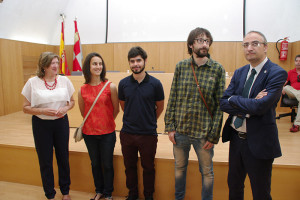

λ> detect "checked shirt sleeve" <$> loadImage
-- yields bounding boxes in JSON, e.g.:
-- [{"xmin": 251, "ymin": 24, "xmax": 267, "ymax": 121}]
[
  {"xmin": 164, "ymin": 64, "xmax": 180, "ymax": 132},
  {"xmin": 207, "ymin": 65, "xmax": 225, "ymax": 144}
]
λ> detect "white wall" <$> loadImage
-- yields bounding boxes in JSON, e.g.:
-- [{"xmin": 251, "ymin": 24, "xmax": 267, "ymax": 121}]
[
  {"xmin": 245, "ymin": 0, "xmax": 300, "ymax": 43},
  {"xmin": 108, "ymin": 0, "xmax": 243, "ymax": 42},
  {"xmin": 0, "ymin": 0, "xmax": 107, "ymax": 45},
  {"xmin": 0, "ymin": 0, "xmax": 299, "ymax": 45}
]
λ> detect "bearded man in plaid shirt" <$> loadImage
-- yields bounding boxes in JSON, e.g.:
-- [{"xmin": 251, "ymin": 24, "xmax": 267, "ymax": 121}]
[{"xmin": 164, "ymin": 27, "xmax": 225, "ymax": 200}]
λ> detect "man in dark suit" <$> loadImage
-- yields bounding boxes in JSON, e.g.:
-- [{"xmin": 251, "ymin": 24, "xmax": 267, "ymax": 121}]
[{"xmin": 220, "ymin": 31, "xmax": 287, "ymax": 200}]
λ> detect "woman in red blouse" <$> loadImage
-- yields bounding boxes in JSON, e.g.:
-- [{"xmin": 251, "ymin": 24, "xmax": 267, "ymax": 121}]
[{"xmin": 78, "ymin": 52, "xmax": 119, "ymax": 200}]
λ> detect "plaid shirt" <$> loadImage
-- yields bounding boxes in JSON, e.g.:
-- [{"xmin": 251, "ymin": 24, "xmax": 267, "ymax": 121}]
[{"xmin": 164, "ymin": 56, "xmax": 225, "ymax": 144}]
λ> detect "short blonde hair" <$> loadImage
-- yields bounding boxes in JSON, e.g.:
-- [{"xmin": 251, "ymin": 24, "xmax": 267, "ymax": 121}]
[{"xmin": 36, "ymin": 52, "xmax": 59, "ymax": 78}]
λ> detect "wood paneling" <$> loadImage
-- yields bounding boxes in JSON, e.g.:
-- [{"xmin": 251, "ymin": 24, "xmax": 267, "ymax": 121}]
[
  {"xmin": 0, "ymin": 39, "xmax": 24, "ymax": 114},
  {"xmin": 113, "ymin": 43, "xmax": 136, "ymax": 72},
  {"xmin": 1, "ymin": 39, "xmax": 300, "ymax": 116},
  {"xmin": 267, "ymin": 42, "xmax": 291, "ymax": 72},
  {"xmin": 158, "ymin": 42, "xmax": 187, "ymax": 72},
  {"xmin": 0, "ymin": 40, "xmax": 4, "ymax": 116},
  {"xmin": 291, "ymin": 41, "xmax": 300, "ymax": 65},
  {"xmin": 82, "ymin": 43, "xmax": 115, "ymax": 71},
  {"xmin": 210, "ymin": 42, "xmax": 239, "ymax": 73},
  {"xmin": 20, "ymin": 42, "xmax": 56, "ymax": 83}
]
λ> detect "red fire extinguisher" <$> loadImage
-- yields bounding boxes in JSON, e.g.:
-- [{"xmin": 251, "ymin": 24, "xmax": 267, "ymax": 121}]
[{"xmin": 276, "ymin": 37, "xmax": 289, "ymax": 61}]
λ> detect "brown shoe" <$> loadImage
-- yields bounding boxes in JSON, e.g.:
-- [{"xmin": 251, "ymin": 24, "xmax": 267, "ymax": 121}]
[
  {"xmin": 290, "ymin": 125, "xmax": 299, "ymax": 132},
  {"xmin": 91, "ymin": 193, "xmax": 104, "ymax": 200}
]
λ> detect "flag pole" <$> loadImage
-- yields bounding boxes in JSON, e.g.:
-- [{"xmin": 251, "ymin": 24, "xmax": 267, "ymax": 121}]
[
  {"xmin": 73, "ymin": 16, "xmax": 83, "ymax": 72},
  {"xmin": 59, "ymin": 13, "xmax": 70, "ymax": 75}
]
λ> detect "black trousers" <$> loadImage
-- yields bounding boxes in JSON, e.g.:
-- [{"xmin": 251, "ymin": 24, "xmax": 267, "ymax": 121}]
[
  {"xmin": 32, "ymin": 115, "xmax": 71, "ymax": 199},
  {"xmin": 83, "ymin": 131, "xmax": 116, "ymax": 197},
  {"xmin": 228, "ymin": 132, "xmax": 274, "ymax": 200},
  {"xmin": 120, "ymin": 132, "xmax": 157, "ymax": 197}
]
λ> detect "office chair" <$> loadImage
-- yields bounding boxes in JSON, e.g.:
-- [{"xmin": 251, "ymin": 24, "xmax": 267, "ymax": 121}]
[{"xmin": 276, "ymin": 94, "xmax": 299, "ymax": 122}]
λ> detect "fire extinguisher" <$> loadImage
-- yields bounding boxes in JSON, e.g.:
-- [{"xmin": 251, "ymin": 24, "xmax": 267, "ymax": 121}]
[{"xmin": 276, "ymin": 37, "xmax": 289, "ymax": 61}]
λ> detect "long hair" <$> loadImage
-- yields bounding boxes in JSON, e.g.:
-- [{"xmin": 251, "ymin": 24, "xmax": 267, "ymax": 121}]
[{"xmin": 82, "ymin": 52, "xmax": 107, "ymax": 84}]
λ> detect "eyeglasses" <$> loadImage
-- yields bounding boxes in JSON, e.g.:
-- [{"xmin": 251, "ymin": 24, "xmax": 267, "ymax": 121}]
[
  {"xmin": 194, "ymin": 38, "xmax": 211, "ymax": 44},
  {"xmin": 242, "ymin": 41, "xmax": 265, "ymax": 48},
  {"xmin": 297, "ymin": 74, "xmax": 300, "ymax": 82}
]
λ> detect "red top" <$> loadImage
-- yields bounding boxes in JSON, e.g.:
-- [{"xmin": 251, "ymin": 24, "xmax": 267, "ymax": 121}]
[
  {"xmin": 287, "ymin": 68, "xmax": 300, "ymax": 90},
  {"xmin": 81, "ymin": 81, "xmax": 115, "ymax": 135}
]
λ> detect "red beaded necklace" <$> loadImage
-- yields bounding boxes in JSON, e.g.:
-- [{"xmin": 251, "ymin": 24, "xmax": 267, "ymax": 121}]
[{"xmin": 44, "ymin": 78, "xmax": 57, "ymax": 90}]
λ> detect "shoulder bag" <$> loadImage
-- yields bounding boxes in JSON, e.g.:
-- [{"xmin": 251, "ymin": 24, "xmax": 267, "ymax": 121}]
[{"xmin": 73, "ymin": 81, "xmax": 110, "ymax": 142}]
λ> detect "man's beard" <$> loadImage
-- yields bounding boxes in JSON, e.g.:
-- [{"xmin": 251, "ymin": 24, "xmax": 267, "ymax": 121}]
[
  {"xmin": 194, "ymin": 48, "xmax": 209, "ymax": 58},
  {"xmin": 131, "ymin": 65, "xmax": 145, "ymax": 74}
]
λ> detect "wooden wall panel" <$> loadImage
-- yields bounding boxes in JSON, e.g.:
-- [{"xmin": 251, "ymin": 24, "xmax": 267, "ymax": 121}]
[
  {"xmin": 135, "ymin": 42, "xmax": 160, "ymax": 72},
  {"xmin": 1, "ymin": 39, "xmax": 299, "ymax": 116},
  {"xmin": 82, "ymin": 43, "xmax": 115, "ymax": 71},
  {"xmin": 158, "ymin": 42, "xmax": 187, "ymax": 72},
  {"xmin": 20, "ymin": 42, "xmax": 56, "ymax": 83},
  {"xmin": 63, "ymin": 45, "xmax": 74, "ymax": 72},
  {"xmin": 210, "ymin": 42, "xmax": 239, "ymax": 73},
  {"xmin": 267, "ymin": 42, "xmax": 291, "ymax": 72},
  {"xmin": 234, "ymin": 42, "xmax": 249, "ymax": 71},
  {"xmin": 0, "ymin": 40, "xmax": 4, "ymax": 116},
  {"xmin": 291, "ymin": 41, "xmax": 300, "ymax": 65},
  {"xmin": 113, "ymin": 43, "xmax": 135, "ymax": 72},
  {"xmin": 0, "ymin": 39, "xmax": 24, "ymax": 114}
]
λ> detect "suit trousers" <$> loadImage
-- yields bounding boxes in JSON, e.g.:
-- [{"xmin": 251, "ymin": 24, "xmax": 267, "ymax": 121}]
[
  {"xmin": 228, "ymin": 131, "xmax": 274, "ymax": 200},
  {"xmin": 120, "ymin": 132, "xmax": 158, "ymax": 197},
  {"xmin": 32, "ymin": 115, "xmax": 71, "ymax": 199}
]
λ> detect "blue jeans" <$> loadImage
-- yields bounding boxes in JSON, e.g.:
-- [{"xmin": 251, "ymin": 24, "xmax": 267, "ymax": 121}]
[
  {"xmin": 173, "ymin": 133, "xmax": 214, "ymax": 200},
  {"xmin": 83, "ymin": 131, "xmax": 116, "ymax": 197}
]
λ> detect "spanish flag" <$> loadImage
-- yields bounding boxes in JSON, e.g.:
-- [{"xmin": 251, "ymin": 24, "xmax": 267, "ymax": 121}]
[
  {"xmin": 73, "ymin": 20, "xmax": 82, "ymax": 71},
  {"xmin": 59, "ymin": 21, "xmax": 70, "ymax": 75}
]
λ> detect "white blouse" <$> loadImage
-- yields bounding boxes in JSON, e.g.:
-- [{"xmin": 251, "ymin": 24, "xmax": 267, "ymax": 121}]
[{"xmin": 21, "ymin": 75, "xmax": 75, "ymax": 120}]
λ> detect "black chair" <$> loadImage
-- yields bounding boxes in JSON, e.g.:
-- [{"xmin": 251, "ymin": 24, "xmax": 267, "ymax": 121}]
[{"xmin": 276, "ymin": 94, "xmax": 298, "ymax": 122}]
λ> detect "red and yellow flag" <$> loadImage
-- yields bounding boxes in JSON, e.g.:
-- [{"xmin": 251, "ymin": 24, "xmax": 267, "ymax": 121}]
[
  {"xmin": 59, "ymin": 21, "xmax": 70, "ymax": 75},
  {"xmin": 73, "ymin": 20, "xmax": 82, "ymax": 71}
]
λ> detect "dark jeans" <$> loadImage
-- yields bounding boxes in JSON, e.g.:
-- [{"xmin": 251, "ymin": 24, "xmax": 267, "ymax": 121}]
[
  {"xmin": 83, "ymin": 131, "xmax": 116, "ymax": 197},
  {"xmin": 120, "ymin": 132, "xmax": 158, "ymax": 197},
  {"xmin": 228, "ymin": 133, "xmax": 274, "ymax": 200},
  {"xmin": 32, "ymin": 115, "xmax": 70, "ymax": 199}
]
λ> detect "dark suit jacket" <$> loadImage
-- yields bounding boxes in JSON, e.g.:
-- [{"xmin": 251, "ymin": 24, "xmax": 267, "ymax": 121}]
[{"xmin": 220, "ymin": 59, "xmax": 287, "ymax": 159}]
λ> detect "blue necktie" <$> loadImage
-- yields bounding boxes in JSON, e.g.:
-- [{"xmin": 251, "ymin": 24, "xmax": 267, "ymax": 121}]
[{"xmin": 234, "ymin": 69, "xmax": 257, "ymax": 129}]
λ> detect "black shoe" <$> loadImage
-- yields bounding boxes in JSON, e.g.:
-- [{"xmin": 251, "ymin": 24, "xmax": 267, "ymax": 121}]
[
  {"xmin": 125, "ymin": 196, "xmax": 138, "ymax": 200},
  {"xmin": 145, "ymin": 196, "xmax": 153, "ymax": 200}
]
